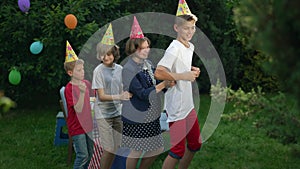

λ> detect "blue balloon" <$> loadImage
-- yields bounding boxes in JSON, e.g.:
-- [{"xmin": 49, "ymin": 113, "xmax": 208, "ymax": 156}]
[{"xmin": 30, "ymin": 41, "xmax": 43, "ymax": 55}]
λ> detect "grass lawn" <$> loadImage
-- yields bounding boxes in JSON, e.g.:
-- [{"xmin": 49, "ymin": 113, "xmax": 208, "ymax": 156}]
[{"xmin": 0, "ymin": 95, "xmax": 299, "ymax": 169}]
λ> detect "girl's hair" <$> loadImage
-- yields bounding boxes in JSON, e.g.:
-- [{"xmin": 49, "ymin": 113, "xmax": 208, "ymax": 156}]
[
  {"xmin": 96, "ymin": 43, "xmax": 120, "ymax": 62},
  {"xmin": 125, "ymin": 37, "xmax": 151, "ymax": 56},
  {"xmin": 64, "ymin": 59, "xmax": 84, "ymax": 73},
  {"xmin": 175, "ymin": 14, "xmax": 198, "ymax": 26}
]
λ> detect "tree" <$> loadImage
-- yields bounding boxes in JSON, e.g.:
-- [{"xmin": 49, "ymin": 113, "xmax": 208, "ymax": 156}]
[
  {"xmin": 234, "ymin": 0, "xmax": 300, "ymax": 105},
  {"xmin": 0, "ymin": 0, "xmax": 127, "ymax": 103}
]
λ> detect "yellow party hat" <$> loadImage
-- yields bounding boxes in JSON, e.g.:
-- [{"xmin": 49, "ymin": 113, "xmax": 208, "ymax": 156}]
[
  {"xmin": 65, "ymin": 40, "xmax": 79, "ymax": 63},
  {"xmin": 176, "ymin": 0, "xmax": 192, "ymax": 16},
  {"xmin": 101, "ymin": 23, "xmax": 115, "ymax": 45}
]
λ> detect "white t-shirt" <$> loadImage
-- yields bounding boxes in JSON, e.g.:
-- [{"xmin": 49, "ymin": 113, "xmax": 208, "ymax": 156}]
[{"xmin": 157, "ymin": 40, "xmax": 194, "ymax": 122}]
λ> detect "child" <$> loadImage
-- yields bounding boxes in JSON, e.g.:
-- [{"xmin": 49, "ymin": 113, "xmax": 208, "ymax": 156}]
[
  {"xmin": 121, "ymin": 16, "xmax": 174, "ymax": 169},
  {"xmin": 92, "ymin": 23, "xmax": 132, "ymax": 169},
  {"xmin": 154, "ymin": 0, "xmax": 202, "ymax": 168},
  {"xmin": 64, "ymin": 40, "xmax": 94, "ymax": 169}
]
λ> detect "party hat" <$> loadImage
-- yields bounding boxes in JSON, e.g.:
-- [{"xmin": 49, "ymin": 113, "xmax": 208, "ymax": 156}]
[
  {"xmin": 65, "ymin": 40, "xmax": 78, "ymax": 63},
  {"xmin": 101, "ymin": 23, "xmax": 115, "ymax": 45},
  {"xmin": 176, "ymin": 0, "xmax": 192, "ymax": 16},
  {"xmin": 130, "ymin": 16, "xmax": 144, "ymax": 39}
]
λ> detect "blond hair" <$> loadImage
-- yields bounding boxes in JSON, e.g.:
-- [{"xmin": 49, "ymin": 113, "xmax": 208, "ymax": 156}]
[
  {"xmin": 63, "ymin": 59, "xmax": 84, "ymax": 73},
  {"xmin": 175, "ymin": 14, "xmax": 198, "ymax": 26}
]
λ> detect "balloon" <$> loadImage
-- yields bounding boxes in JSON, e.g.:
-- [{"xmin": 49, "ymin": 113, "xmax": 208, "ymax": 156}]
[
  {"xmin": 64, "ymin": 14, "xmax": 78, "ymax": 29},
  {"xmin": 30, "ymin": 41, "xmax": 43, "ymax": 54},
  {"xmin": 8, "ymin": 69, "xmax": 21, "ymax": 85},
  {"xmin": 18, "ymin": 0, "xmax": 30, "ymax": 13}
]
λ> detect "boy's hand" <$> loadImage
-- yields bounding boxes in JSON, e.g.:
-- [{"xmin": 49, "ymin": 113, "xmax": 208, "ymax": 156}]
[
  {"xmin": 183, "ymin": 71, "xmax": 199, "ymax": 81},
  {"xmin": 78, "ymin": 81, "xmax": 86, "ymax": 93},
  {"xmin": 191, "ymin": 66, "xmax": 201, "ymax": 77}
]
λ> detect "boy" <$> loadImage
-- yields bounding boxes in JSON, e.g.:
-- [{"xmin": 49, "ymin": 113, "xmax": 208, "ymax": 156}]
[
  {"xmin": 64, "ymin": 40, "xmax": 94, "ymax": 169},
  {"xmin": 154, "ymin": 0, "xmax": 202, "ymax": 168},
  {"xmin": 92, "ymin": 24, "xmax": 131, "ymax": 169}
]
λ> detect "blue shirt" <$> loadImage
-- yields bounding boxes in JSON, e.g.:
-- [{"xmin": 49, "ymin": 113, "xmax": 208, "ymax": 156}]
[{"xmin": 122, "ymin": 57, "xmax": 164, "ymax": 124}]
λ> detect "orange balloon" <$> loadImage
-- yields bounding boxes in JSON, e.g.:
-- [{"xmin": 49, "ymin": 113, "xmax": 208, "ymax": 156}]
[{"xmin": 64, "ymin": 14, "xmax": 77, "ymax": 29}]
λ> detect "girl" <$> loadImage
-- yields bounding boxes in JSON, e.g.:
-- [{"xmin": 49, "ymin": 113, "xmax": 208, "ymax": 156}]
[{"xmin": 121, "ymin": 16, "xmax": 174, "ymax": 169}]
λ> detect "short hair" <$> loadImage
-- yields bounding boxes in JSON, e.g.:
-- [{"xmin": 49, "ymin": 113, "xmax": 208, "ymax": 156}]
[
  {"xmin": 125, "ymin": 37, "xmax": 151, "ymax": 56},
  {"xmin": 64, "ymin": 59, "xmax": 84, "ymax": 73},
  {"xmin": 175, "ymin": 14, "xmax": 198, "ymax": 26},
  {"xmin": 96, "ymin": 43, "xmax": 120, "ymax": 62}
]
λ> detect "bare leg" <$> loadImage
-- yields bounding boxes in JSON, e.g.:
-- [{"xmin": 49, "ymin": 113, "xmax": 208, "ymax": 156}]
[
  {"xmin": 126, "ymin": 150, "xmax": 142, "ymax": 169},
  {"xmin": 138, "ymin": 156, "xmax": 157, "ymax": 169},
  {"xmin": 178, "ymin": 149, "xmax": 195, "ymax": 169},
  {"xmin": 100, "ymin": 150, "xmax": 115, "ymax": 169},
  {"xmin": 126, "ymin": 157, "xmax": 140, "ymax": 169},
  {"xmin": 162, "ymin": 155, "xmax": 179, "ymax": 169},
  {"xmin": 137, "ymin": 146, "xmax": 163, "ymax": 169}
]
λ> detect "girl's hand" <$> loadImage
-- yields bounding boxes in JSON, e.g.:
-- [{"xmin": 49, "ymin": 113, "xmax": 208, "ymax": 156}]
[
  {"xmin": 164, "ymin": 80, "xmax": 176, "ymax": 88},
  {"xmin": 121, "ymin": 91, "xmax": 132, "ymax": 100}
]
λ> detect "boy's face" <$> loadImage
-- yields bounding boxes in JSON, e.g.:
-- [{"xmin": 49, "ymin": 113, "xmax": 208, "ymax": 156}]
[
  {"xmin": 100, "ymin": 53, "xmax": 114, "ymax": 66},
  {"xmin": 68, "ymin": 63, "xmax": 84, "ymax": 81},
  {"xmin": 174, "ymin": 20, "xmax": 196, "ymax": 42}
]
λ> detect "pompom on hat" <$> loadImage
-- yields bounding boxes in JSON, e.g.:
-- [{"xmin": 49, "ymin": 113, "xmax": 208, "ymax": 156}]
[
  {"xmin": 176, "ymin": 0, "xmax": 192, "ymax": 16},
  {"xmin": 101, "ymin": 23, "xmax": 115, "ymax": 45},
  {"xmin": 130, "ymin": 16, "xmax": 144, "ymax": 39},
  {"xmin": 65, "ymin": 40, "xmax": 79, "ymax": 63}
]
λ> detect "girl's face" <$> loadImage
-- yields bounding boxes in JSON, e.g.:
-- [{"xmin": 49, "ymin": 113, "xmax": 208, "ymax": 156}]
[
  {"xmin": 174, "ymin": 20, "xmax": 196, "ymax": 42},
  {"xmin": 69, "ymin": 63, "xmax": 85, "ymax": 81},
  {"xmin": 100, "ymin": 53, "xmax": 114, "ymax": 67},
  {"xmin": 135, "ymin": 40, "xmax": 150, "ymax": 60}
]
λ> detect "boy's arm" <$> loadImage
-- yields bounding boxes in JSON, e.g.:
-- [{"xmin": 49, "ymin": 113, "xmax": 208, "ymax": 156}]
[
  {"xmin": 97, "ymin": 89, "xmax": 131, "ymax": 101},
  {"xmin": 154, "ymin": 65, "xmax": 199, "ymax": 81},
  {"xmin": 74, "ymin": 82, "xmax": 86, "ymax": 113}
]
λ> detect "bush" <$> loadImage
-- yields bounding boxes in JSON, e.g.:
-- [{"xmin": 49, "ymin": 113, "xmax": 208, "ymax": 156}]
[
  {"xmin": 0, "ymin": 0, "xmax": 128, "ymax": 103},
  {"xmin": 211, "ymin": 83, "xmax": 300, "ymax": 144}
]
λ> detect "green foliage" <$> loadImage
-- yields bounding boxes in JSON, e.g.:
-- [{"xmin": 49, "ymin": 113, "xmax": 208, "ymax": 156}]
[
  {"xmin": 211, "ymin": 83, "xmax": 300, "ymax": 144},
  {"xmin": 0, "ymin": 91, "xmax": 16, "ymax": 118},
  {"xmin": 239, "ymin": 51, "xmax": 280, "ymax": 92},
  {"xmin": 0, "ymin": 0, "xmax": 128, "ymax": 102},
  {"xmin": 233, "ymin": 0, "xmax": 300, "ymax": 105},
  {"xmin": 255, "ymin": 93, "xmax": 300, "ymax": 144},
  {"xmin": 192, "ymin": 0, "xmax": 243, "ymax": 90},
  {"xmin": 0, "ymin": 0, "xmax": 280, "ymax": 105}
]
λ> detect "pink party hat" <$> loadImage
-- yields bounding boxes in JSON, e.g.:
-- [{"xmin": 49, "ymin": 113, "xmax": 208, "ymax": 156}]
[
  {"xmin": 176, "ymin": 0, "xmax": 192, "ymax": 16},
  {"xmin": 65, "ymin": 40, "xmax": 78, "ymax": 63},
  {"xmin": 101, "ymin": 23, "xmax": 115, "ymax": 45},
  {"xmin": 130, "ymin": 16, "xmax": 144, "ymax": 39}
]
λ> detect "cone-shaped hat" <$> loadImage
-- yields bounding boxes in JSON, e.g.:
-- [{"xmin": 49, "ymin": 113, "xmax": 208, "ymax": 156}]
[
  {"xmin": 101, "ymin": 23, "xmax": 115, "ymax": 45},
  {"xmin": 130, "ymin": 16, "xmax": 144, "ymax": 39},
  {"xmin": 65, "ymin": 40, "xmax": 78, "ymax": 63},
  {"xmin": 176, "ymin": 0, "xmax": 192, "ymax": 16}
]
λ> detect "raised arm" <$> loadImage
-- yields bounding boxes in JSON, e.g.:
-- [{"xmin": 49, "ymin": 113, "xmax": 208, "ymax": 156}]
[{"xmin": 74, "ymin": 81, "xmax": 86, "ymax": 113}]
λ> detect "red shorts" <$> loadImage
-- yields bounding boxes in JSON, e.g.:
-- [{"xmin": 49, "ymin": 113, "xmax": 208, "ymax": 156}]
[{"xmin": 168, "ymin": 109, "xmax": 202, "ymax": 159}]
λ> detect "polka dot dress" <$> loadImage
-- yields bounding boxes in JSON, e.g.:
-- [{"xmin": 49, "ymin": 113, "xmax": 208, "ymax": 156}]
[
  {"xmin": 122, "ymin": 119, "xmax": 163, "ymax": 152},
  {"xmin": 122, "ymin": 65, "xmax": 163, "ymax": 152}
]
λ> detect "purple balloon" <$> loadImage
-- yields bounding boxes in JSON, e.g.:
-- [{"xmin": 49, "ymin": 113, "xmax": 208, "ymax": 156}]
[{"xmin": 18, "ymin": 0, "xmax": 30, "ymax": 13}]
